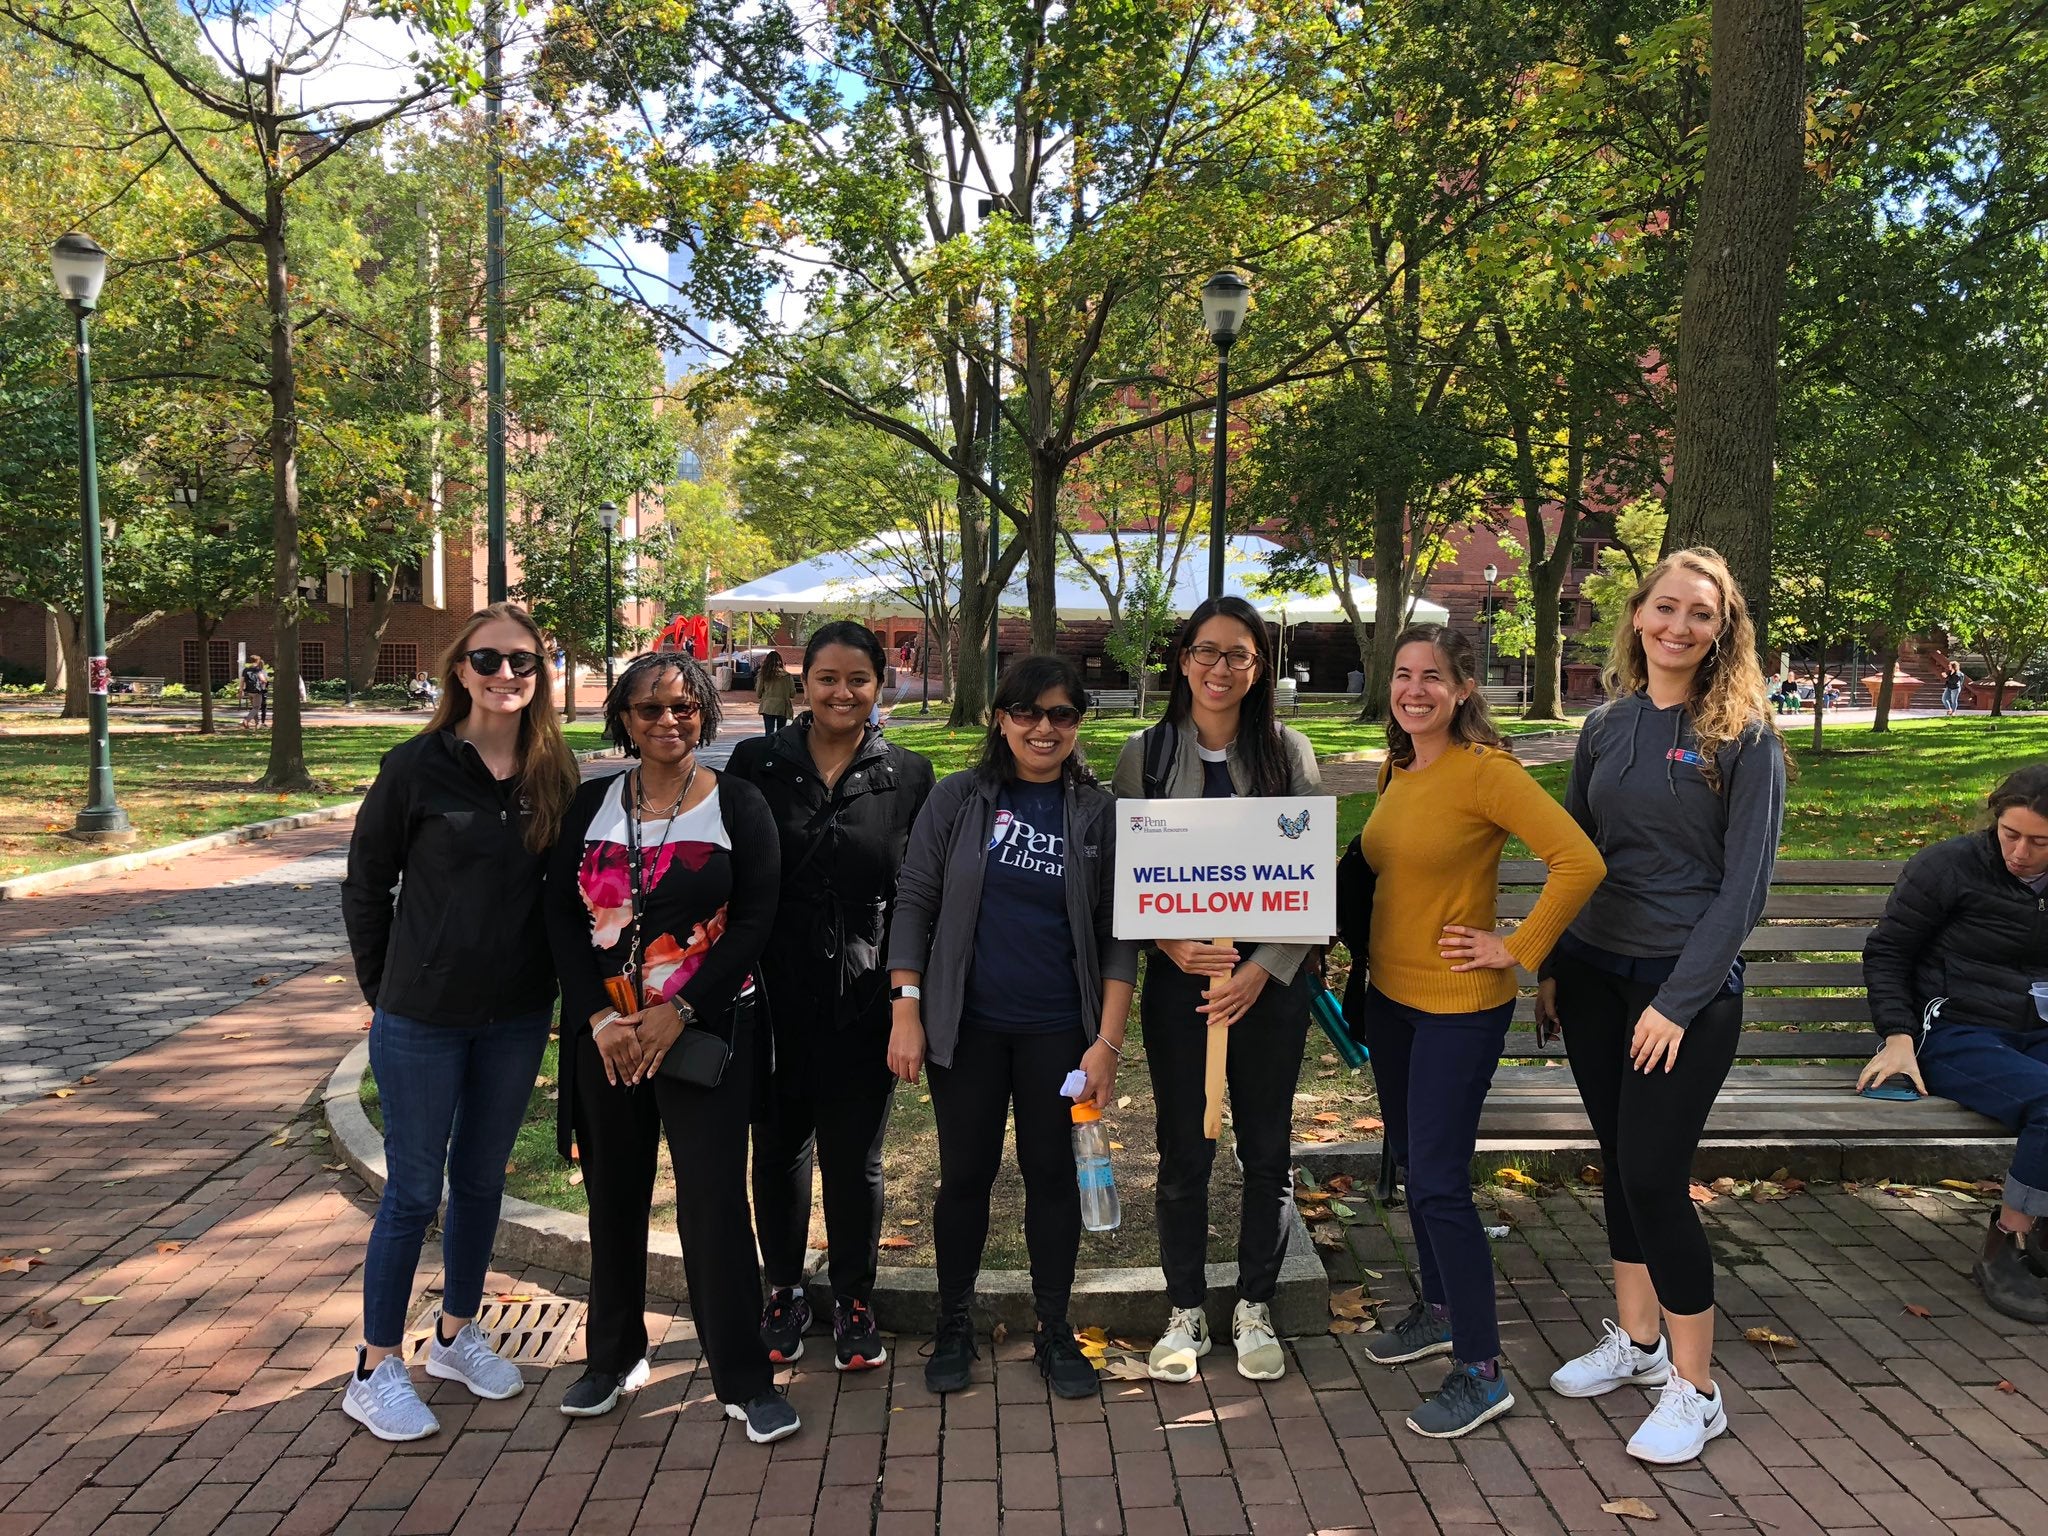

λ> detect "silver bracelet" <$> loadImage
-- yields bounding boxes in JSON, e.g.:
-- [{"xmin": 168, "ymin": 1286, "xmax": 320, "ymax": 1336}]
[
  {"xmin": 593, "ymin": 1011, "xmax": 624, "ymax": 1037},
  {"xmin": 1096, "ymin": 1036, "xmax": 1124, "ymax": 1059}
]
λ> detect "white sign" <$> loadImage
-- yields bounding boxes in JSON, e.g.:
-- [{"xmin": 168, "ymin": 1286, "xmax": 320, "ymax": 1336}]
[{"xmin": 1114, "ymin": 797, "xmax": 1337, "ymax": 942}]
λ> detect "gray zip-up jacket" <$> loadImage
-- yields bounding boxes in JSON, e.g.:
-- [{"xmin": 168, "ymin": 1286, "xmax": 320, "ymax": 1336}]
[
  {"xmin": 1110, "ymin": 718, "xmax": 1324, "ymax": 985},
  {"xmin": 885, "ymin": 768, "xmax": 1140, "ymax": 1069}
]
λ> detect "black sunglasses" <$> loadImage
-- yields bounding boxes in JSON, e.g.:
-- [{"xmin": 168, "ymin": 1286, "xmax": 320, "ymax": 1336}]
[
  {"xmin": 464, "ymin": 648, "xmax": 542, "ymax": 678},
  {"xmin": 1003, "ymin": 703, "xmax": 1084, "ymax": 729},
  {"xmin": 630, "ymin": 700, "xmax": 703, "ymax": 723}
]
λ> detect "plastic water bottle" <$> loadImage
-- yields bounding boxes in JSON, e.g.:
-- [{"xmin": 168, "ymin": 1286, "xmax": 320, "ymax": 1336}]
[{"xmin": 1072, "ymin": 1102, "xmax": 1121, "ymax": 1232}]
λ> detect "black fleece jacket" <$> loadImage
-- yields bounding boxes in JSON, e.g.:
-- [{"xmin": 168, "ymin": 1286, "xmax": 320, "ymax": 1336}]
[
  {"xmin": 340, "ymin": 730, "xmax": 556, "ymax": 1026},
  {"xmin": 1862, "ymin": 829, "xmax": 2048, "ymax": 1040}
]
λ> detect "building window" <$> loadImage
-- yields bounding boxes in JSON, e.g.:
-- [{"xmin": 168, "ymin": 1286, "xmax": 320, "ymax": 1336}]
[
  {"xmin": 300, "ymin": 642, "xmax": 326, "ymax": 681},
  {"xmin": 183, "ymin": 639, "xmax": 235, "ymax": 689},
  {"xmin": 374, "ymin": 643, "xmax": 418, "ymax": 686}
]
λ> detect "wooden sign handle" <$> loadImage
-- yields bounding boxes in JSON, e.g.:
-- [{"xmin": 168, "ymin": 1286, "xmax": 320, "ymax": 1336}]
[{"xmin": 1203, "ymin": 938, "xmax": 1232, "ymax": 1140}]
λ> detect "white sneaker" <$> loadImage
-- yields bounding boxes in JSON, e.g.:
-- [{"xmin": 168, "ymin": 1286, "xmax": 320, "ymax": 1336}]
[
  {"xmin": 1550, "ymin": 1319, "xmax": 1672, "ymax": 1399},
  {"xmin": 342, "ymin": 1350, "xmax": 440, "ymax": 1442},
  {"xmin": 1232, "ymin": 1300, "xmax": 1285, "ymax": 1381},
  {"xmin": 426, "ymin": 1318, "xmax": 527, "ymax": 1401},
  {"xmin": 1627, "ymin": 1374, "xmax": 1727, "ymax": 1464},
  {"xmin": 1147, "ymin": 1306, "xmax": 1211, "ymax": 1383}
]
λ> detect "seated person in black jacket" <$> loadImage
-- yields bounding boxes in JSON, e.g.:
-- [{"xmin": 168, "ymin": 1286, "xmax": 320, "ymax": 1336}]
[{"xmin": 1860, "ymin": 764, "xmax": 2048, "ymax": 1324}]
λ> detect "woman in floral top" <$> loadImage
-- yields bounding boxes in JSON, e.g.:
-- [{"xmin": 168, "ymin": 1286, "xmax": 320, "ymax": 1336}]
[{"xmin": 544, "ymin": 652, "xmax": 796, "ymax": 1444}]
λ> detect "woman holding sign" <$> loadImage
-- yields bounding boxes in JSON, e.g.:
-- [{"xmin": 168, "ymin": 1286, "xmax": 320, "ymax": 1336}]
[
  {"xmin": 1354, "ymin": 623, "xmax": 1603, "ymax": 1438},
  {"xmin": 886, "ymin": 655, "xmax": 1138, "ymax": 1402},
  {"xmin": 1112, "ymin": 595, "xmax": 1323, "ymax": 1385}
]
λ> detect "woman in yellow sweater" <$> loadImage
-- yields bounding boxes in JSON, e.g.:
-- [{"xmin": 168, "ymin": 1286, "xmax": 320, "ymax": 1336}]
[{"xmin": 1354, "ymin": 623, "xmax": 1603, "ymax": 1438}]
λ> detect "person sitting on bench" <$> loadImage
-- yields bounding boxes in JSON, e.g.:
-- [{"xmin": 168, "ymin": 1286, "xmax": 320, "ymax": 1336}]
[{"xmin": 1861, "ymin": 763, "xmax": 2048, "ymax": 1324}]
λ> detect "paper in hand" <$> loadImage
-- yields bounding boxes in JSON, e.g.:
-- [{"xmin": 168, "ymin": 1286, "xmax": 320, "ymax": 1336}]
[{"xmin": 1059, "ymin": 1069, "xmax": 1089, "ymax": 1100}]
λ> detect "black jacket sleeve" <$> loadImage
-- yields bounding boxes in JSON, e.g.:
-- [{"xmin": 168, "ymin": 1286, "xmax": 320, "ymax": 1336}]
[
  {"xmin": 340, "ymin": 747, "xmax": 412, "ymax": 1007},
  {"xmin": 544, "ymin": 779, "xmax": 612, "ymax": 1036},
  {"xmin": 1862, "ymin": 844, "xmax": 1955, "ymax": 1039},
  {"xmin": 678, "ymin": 774, "xmax": 781, "ymax": 1017},
  {"xmin": 1090, "ymin": 791, "xmax": 1140, "ymax": 987},
  {"xmin": 885, "ymin": 771, "xmax": 970, "ymax": 975}
]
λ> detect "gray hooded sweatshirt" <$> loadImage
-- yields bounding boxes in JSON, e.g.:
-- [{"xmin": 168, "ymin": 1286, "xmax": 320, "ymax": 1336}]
[{"xmin": 1558, "ymin": 692, "xmax": 1787, "ymax": 1025}]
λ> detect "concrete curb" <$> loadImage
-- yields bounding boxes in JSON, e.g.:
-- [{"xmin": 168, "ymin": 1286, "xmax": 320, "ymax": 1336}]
[
  {"xmin": 1292, "ymin": 1135, "xmax": 2016, "ymax": 1186},
  {"xmin": 324, "ymin": 1041, "xmax": 1329, "ymax": 1336},
  {"xmin": 0, "ymin": 800, "xmax": 364, "ymax": 901}
]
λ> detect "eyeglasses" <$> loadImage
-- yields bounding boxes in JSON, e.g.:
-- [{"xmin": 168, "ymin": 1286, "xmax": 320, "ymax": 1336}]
[
  {"xmin": 629, "ymin": 700, "xmax": 703, "ymax": 723},
  {"xmin": 464, "ymin": 648, "xmax": 542, "ymax": 677},
  {"xmin": 1003, "ymin": 703, "xmax": 1084, "ymax": 729},
  {"xmin": 1186, "ymin": 643, "xmax": 1259, "ymax": 672}
]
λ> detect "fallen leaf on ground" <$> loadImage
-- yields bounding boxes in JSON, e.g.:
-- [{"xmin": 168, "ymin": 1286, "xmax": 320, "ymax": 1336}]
[
  {"xmin": 26, "ymin": 1305, "xmax": 60, "ymax": 1328},
  {"xmin": 567, "ymin": 1170, "xmax": 583, "ymax": 1186},
  {"xmin": 1117, "ymin": 1096, "xmax": 1132, "ymax": 1110},
  {"xmin": 269, "ymin": 1135, "xmax": 289, "ymax": 1147},
  {"xmin": 917, "ymin": 1094, "xmax": 930, "ymax": 1104},
  {"xmin": 1743, "ymin": 1327, "xmax": 1799, "ymax": 1348},
  {"xmin": 1600, "ymin": 1498, "xmax": 1658, "ymax": 1521},
  {"xmin": 1997, "ymin": 1380, "xmax": 2017, "ymax": 1393},
  {"xmin": 1842, "ymin": 1180, "xmax": 1861, "ymax": 1193},
  {"xmin": 1330, "ymin": 1201, "xmax": 1357, "ymax": 1221},
  {"xmin": 1309, "ymin": 1223, "xmax": 1347, "ymax": 1252},
  {"xmin": 1103, "ymin": 1358, "xmax": 1152, "ymax": 1380},
  {"xmin": 1328, "ymin": 1320, "xmax": 1362, "ymax": 1335},
  {"xmin": 1939, "ymin": 1179, "xmax": 1978, "ymax": 1193},
  {"xmin": 1108, "ymin": 1141, "xmax": 1124, "ymax": 1151},
  {"xmin": 1902, "ymin": 1304, "xmax": 1932, "ymax": 1319},
  {"xmin": 1351, "ymin": 1116, "xmax": 1383, "ymax": 1133},
  {"xmin": 1711, "ymin": 1177, "xmax": 1738, "ymax": 1194},
  {"xmin": 0, "ymin": 1256, "xmax": 45, "ymax": 1274},
  {"xmin": 253, "ymin": 976, "xmax": 273, "ymax": 986},
  {"xmin": 323, "ymin": 1163, "xmax": 348, "ymax": 1173},
  {"xmin": 1782, "ymin": 1178, "xmax": 1808, "ymax": 1194},
  {"xmin": 220, "ymin": 1033, "xmax": 251, "ymax": 1041},
  {"xmin": 1972, "ymin": 1180, "xmax": 2002, "ymax": 1195},
  {"xmin": 1296, "ymin": 1188, "xmax": 1331, "ymax": 1204},
  {"xmin": 1311, "ymin": 1112, "xmax": 1342, "ymax": 1125},
  {"xmin": 877, "ymin": 1235, "xmax": 912, "ymax": 1250},
  {"xmin": 496, "ymin": 1293, "xmax": 533, "ymax": 1303},
  {"xmin": 1325, "ymin": 1175, "xmax": 1355, "ymax": 1195},
  {"xmin": 154, "ymin": 1242, "xmax": 182, "ymax": 1255},
  {"xmin": 897, "ymin": 1218, "xmax": 921, "ymax": 1228},
  {"xmin": 78, "ymin": 1075, "xmax": 96, "ymax": 1085},
  {"xmin": 1495, "ymin": 1168, "xmax": 1539, "ymax": 1190},
  {"xmin": 1580, "ymin": 1165, "xmax": 1604, "ymax": 1186},
  {"xmin": 1298, "ymin": 1205, "xmax": 1333, "ymax": 1224},
  {"xmin": 324, "ymin": 975, "xmax": 345, "ymax": 984},
  {"xmin": 1689, "ymin": 1182, "xmax": 1717, "ymax": 1205},
  {"xmin": 78, "ymin": 1295, "xmax": 121, "ymax": 1305},
  {"xmin": 47, "ymin": 1089, "xmax": 74, "ymax": 1099},
  {"xmin": 1769, "ymin": 1167, "xmax": 1792, "ymax": 1183},
  {"xmin": 1751, "ymin": 1181, "xmax": 1789, "ymax": 1203},
  {"xmin": 1329, "ymin": 1287, "xmax": 1371, "ymax": 1320}
]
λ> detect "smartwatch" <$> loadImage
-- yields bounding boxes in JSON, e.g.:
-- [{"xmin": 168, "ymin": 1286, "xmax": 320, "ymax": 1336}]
[{"xmin": 890, "ymin": 985, "xmax": 922, "ymax": 1002}]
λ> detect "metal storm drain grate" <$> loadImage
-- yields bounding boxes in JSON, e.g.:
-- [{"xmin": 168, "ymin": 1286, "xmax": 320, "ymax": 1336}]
[{"xmin": 405, "ymin": 1295, "xmax": 586, "ymax": 1367}]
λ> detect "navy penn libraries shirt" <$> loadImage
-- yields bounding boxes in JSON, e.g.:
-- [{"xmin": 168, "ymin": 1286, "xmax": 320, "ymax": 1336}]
[{"xmin": 963, "ymin": 777, "xmax": 1084, "ymax": 1030}]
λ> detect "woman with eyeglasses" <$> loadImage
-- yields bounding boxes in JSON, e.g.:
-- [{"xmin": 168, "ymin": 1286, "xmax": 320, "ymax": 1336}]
[
  {"xmin": 339, "ymin": 604, "xmax": 580, "ymax": 1441},
  {"xmin": 886, "ymin": 656, "xmax": 1138, "ymax": 1402},
  {"xmin": 543, "ymin": 653, "xmax": 799, "ymax": 1444},
  {"xmin": 1110, "ymin": 595, "xmax": 1323, "ymax": 1386}
]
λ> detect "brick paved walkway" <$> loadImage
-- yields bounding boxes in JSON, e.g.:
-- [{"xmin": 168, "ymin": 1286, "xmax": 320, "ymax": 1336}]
[{"xmin": 3, "ymin": 821, "xmax": 2045, "ymax": 1535}]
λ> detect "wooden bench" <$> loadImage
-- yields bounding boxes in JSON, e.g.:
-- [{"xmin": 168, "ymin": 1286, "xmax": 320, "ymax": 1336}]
[
  {"xmin": 1094, "ymin": 688, "xmax": 1143, "ymax": 716},
  {"xmin": 112, "ymin": 675, "xmax": 166, "ymax": 697},
  {"xmin": 1480, "ymin": 684, "xmax": 1524, "ymax": 709}
]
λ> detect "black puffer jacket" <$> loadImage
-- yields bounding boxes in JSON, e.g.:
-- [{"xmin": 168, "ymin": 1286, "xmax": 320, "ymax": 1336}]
[
  {"xmin": 725, "ymin": 721, "xmax": 936, "ymax": 1030},
  {"xmin": 1862, "ymin": 829, "xmax": 2048, "ymax": 1039}
]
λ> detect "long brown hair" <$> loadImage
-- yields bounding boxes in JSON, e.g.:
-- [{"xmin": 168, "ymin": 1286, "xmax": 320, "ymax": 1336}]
[
  {"xmin": 1602, "ymin": 546, "xmax": 1786, "ymax": 791},
  {"xmin": 1383, "ymin": 622, "xmax": 1506, "ymax": 769},
  {"xmin": 423, "ymin": 603, "xmax": 579, "ymax": 851}
]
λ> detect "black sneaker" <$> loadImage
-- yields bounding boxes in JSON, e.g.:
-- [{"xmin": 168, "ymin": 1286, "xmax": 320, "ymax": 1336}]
[
  {"xmin": 559, "ymin": 1358, "xmax": 650, "ymax": 1418},
  {"xmin": 1033, "ymin": 1321, "xmax": 1101, "ymax": 1400},
  {"xmin": 923, "ymin": 1309, "xmax": 978, "ymax": 1394},
  {"xmin": 761, "ymin": 1287, "xmax": 812, "ymax": 1365},
  {"xmin": 1364, "ymin": 1301, "xmax": 1454, "ymax": 1366},
  {"xmin": 833, "ymin": 1298, "xmax": 888, "ymax": 1372},
  {"xmin": 724, "ymin": 1386, "xmax": 802, "ymax": 1445},
  {"xmin": 1975, "ymin": 1219, "xmax": 2048, "ymax": 1325}
]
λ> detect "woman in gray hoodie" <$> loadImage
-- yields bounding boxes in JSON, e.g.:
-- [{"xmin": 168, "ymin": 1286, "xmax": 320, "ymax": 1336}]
[{"xmin": 1537, "ymin": 548, "xmax": 1787, "ymax": 1467}]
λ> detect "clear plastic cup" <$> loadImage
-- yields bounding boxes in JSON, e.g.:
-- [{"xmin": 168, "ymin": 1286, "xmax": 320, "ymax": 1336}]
[{"xmin": 2032, "ymin": 980, "xmax": 2048, "ymax": 1022}]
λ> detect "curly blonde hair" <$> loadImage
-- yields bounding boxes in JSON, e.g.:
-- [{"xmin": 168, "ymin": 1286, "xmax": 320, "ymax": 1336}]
[{"xmin": 1602, "ymin": 546, "xmax": 1787, "ymax": 791}]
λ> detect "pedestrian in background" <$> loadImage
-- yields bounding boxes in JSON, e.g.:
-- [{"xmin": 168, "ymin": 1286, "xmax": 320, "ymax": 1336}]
[
  {"xmin": 887, "ymin": 655, "xmax": 1136, "ymax": 1403},
  {"xmin": 755, "ymin": 650, "xmax": 795, "ymax": 735},
  {"xmin": 545, "ymin": 653, "xmax": 799, "ymax": 1444},
  {"xmin": 1540, "ymin": 548, "xmax": 1788, "ymax": 1465},
  {"xmin": 338, "ymin": 603, "xmax": 579, "ymax": 1442},
  {"xmin": 729, "ymin": 622, "xmax": 935, "ymax": 1371},
  {"xmin": 1112, "ymin": 594, "xmax": 1322, "ymax": 1387},
  {"xmin": 1942, "ymin": 662, "xmax": 1965, "ymax": 717},
  {"xmin": 1354, "ymin": 623, "xmax": 1602, "ymax": 1438}
]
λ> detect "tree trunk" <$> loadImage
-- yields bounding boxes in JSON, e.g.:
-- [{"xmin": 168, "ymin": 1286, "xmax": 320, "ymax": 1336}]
[
  {"xmin": 563, "ymin": 643, "xmax": 578, "ymax": 723},
  {"xmin": 1661, "ymin": 0, "xmax": 1805, "ymax": 642},
  {"xmin": 1026, "ymin": 449, "xmax": 1061, "ymax": 654},
  {"xmin": 195, "ymin": 610, "xmax": 217, "ymax": 735},
  {"xmin": 1528, "ymin": 571, "xmax": 1565, "ymax": 721},
  {"xmin": 42, "ymin": 607, "xmax": 67, "ymax": 700},
  {"xmin": 1873, "ymin": 648, "xmax": 1899, "ymax": 733},
  {"xmin": 52, "ymin": 608, "xmax": 87, "ymax": 719},
  {"xmin": 1990, "ymin": 665, "xmax": 2009, "ymax": 718},
  {"xmin": 1810, "ymin": 634, "xmax": 1829, "ymax": 751},
  {"xmin": 260, "ymin": 183, "xmax": 313, "ymax": 790},
  {"xmin": 355, "ymin": 583, "xmax": 396, "ymax": 693},
  {"xmin": 1364, "ymin": 486, "xmax": 1409, "ymax": 722}
]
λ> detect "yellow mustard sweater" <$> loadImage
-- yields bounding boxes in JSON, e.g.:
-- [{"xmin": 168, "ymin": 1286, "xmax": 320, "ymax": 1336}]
[{"xmin": 1357, "ymin": 742, "xmax": 1605, "ymax": 1014}]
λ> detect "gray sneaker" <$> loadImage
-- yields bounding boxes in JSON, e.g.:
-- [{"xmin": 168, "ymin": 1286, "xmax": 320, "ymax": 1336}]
[
  {"xmin": 343, "ymin": 1350, "xmax": 440, "ymax": 1442},
  {"xmin": 1364, "ymin": 1301, "xmax": 1454, "ymax": 1366},
  {"xmin": 426, "ymin": 1318, "xmax": 527, "ymax": 1400}
]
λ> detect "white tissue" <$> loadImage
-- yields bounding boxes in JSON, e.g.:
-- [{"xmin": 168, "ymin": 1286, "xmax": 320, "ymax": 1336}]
[{"xmin": 1059, "ymin": 1069, "xmax": 1089, "ymax": 1100}]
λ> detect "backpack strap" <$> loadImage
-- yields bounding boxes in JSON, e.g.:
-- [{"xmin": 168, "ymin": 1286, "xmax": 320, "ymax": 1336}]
[{"xmin": 1140, "ymin": 721, "xmax": 1179, "ymax": 799}]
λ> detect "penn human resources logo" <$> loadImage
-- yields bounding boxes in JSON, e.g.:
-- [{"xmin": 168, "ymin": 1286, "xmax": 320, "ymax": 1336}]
[{"xmin": 1128, "ymin": 814, "xmax": 1169, "ymax": 834}]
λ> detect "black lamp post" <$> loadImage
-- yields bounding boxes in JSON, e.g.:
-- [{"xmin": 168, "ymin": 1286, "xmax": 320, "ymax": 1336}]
[
  {"xmin": 598, "ymin": 501, "xmax": 619, "ymax": 694},
  {"xmin": 51, "ymin": 232, "xmax": 131, "ymax": 843},
  {"xmin": 919, "ymin": 563, "xmax": 936, "ymax": 714},
  {"xmin": 337, "ymin": 566, "xmax": 354, "ymax": 705},
  {"xmin": 1199, "ymin": 270, "xmax": 1251, "ymax": 600},
  {"xmin": 1482, "ymin": 562, "xmax": 1499, "ymax": 687}
]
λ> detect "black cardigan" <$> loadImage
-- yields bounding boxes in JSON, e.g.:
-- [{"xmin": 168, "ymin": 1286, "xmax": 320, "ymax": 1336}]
[{"xmin": 545, "ymin": 768, "xmax": 781, "ymax": 1155}]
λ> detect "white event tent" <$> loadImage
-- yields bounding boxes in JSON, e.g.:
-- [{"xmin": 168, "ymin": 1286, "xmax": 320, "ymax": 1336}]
[{"xmin": 708, "ymin": 532, "xmax": 1448, "ymax": 628}]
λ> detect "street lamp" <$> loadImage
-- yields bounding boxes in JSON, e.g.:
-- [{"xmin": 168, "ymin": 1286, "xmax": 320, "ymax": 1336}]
[
  {"xmin": 919, "ymin": 564, "xmax": 936, "ymax": 715},
  {"xmin": 337, "ymin": 566, "xmax": 354, "ymax": 706},
  {"xmin": 50, "ymin": 232, "xmax": 131, "ymax": 843},
  {"xmin": 1200, "ymin": 270, "xmax": 1251, "ymax": 599},
  {"xmin": 598, "ymin": 501, "xmax": 619, "ymax": 694},
  {"xmin": 1481, "ymin": 562, "xmax": 1499, "ymax": 688}
]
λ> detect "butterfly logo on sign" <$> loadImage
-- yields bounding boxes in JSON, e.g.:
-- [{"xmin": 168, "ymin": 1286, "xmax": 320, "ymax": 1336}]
[{"xmin": 1276, "ymin": 807, "xmax": 1311, "ymax": 840}]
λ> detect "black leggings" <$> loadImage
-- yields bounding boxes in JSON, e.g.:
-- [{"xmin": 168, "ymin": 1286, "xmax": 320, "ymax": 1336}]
[
  {"xmin": 1554, "ymin": 951, "xmax": 1741, "ymax": 1316},
  {"xmin": 1146, "ymin": 963, "xmax": 1316, "ymax": 1308},
  {"xmin": 928, "ymin": 1024, "xmax": 1086, "ymax": 1324}
]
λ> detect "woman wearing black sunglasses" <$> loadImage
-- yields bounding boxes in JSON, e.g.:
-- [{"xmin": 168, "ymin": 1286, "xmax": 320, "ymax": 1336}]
[
  {"xmin": 339, "ymin": 604, "xmax": 579, "ymax": 1441},
  {"xmin": 886, "ymin": 656, "xmax": 1138, "ymax": 1401},
  {"xmin": 543, "ymin": 652, "xmax": 799, "ymax": 1444}
]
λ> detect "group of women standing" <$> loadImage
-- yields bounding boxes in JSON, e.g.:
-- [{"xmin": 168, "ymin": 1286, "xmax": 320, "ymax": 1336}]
[{"xmin": 338, "ymin": 543, "xmax": 1807, "ymax": 1469}]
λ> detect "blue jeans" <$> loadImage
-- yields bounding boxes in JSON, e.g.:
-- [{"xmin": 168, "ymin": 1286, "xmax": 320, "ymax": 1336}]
[
  {"xmin": 1362, "ymin": 986, "xmax": 1513, "ymax": 1364},
  {"xmin": 1917, "ymin": 1023, "xmax": 2048, "ymax": 1218},
  {"xmin": 363, "ymin": 1008, "xmax": 552, "ymax": 1347}
]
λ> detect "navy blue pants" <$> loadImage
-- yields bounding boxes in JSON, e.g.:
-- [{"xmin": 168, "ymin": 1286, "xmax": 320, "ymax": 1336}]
[
  {"xmin": 362, "ymin": 1007, "xmax": 551, "ymax": 1348},
  {"xmin": 1361, "ymin": 986, "xmax": 1512, "ymax": 1364},
  {"xmin": 1918, "ymin": 1023, "xmax": 2048, "ymax": 1218}
]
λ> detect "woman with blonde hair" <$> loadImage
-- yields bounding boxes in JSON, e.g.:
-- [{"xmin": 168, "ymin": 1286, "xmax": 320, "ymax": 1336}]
[
  {"xmin": 1538, "ymin": 548, "xmax": 1787, "ymax": 1465},
  {"xmin": 339, "ymin": 603, "xmax": 580, "ymax": 1440}
]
